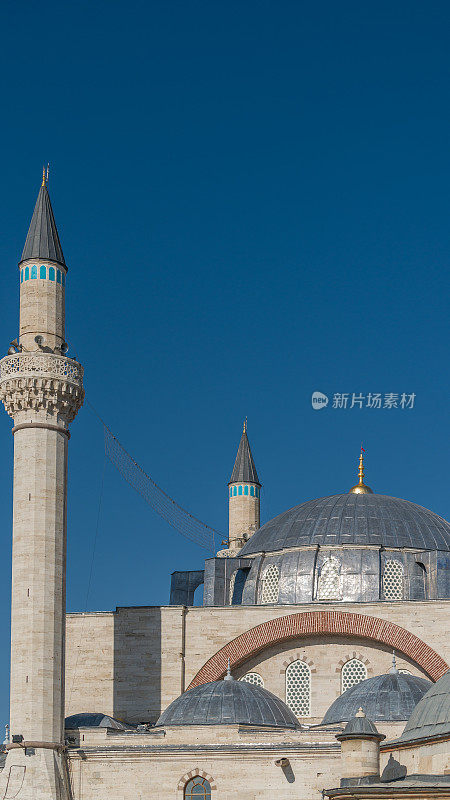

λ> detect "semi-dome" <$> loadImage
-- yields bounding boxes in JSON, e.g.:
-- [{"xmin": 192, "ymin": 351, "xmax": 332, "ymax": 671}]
[
  {"xmin": 65, "ymin": 712, "xmax": 127, "ymax": 730},
  {"xmin": 239, "ymin": 493, "xmax": 450, "ymax": 555},
  {"xmin": 395, "ymin": 670, "xmax": 450, "ymax": 743},
  {"xmin": 156, "ymin": 676, "xmax": 299, "ymax": 729},
  {"xmin": 322, "ymin": 672, "xmax": 432, "ymax": 725}
]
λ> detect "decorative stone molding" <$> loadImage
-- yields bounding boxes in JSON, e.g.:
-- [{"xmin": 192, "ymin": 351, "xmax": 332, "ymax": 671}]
[
  {"xmin": 0, "ymin": 353, "xmax": 84, "ymax": 422},
  {"xmin": 335, "ymin": 653, "xmax": 372, "ymax": 674},
  {"xmin": 188, "ymin": 611, "xmax": 449, "ymax": 688},
  {"xmin": 281, "ymin": 654, "xmax": 316, "ymax": 674},
  {"xmin": 177, "ymin": 769, "xmax": 216, "ymax": 791}
]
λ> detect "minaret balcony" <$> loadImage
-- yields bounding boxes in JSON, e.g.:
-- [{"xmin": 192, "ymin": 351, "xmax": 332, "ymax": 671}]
[{"xmin": 0, "ymin": 352, "xmax": 84, "ymax": 422}]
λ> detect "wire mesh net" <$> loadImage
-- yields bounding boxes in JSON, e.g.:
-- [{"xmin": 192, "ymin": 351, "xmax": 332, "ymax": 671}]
[{"xmin": 104, "ymin": 427, "xmax": 222, "ymax": 553}]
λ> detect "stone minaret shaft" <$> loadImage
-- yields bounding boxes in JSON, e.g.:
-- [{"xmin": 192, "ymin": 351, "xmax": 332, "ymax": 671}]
[
  {"xmin": 0, "ymin": 175, "xmax": 84, "ymax": 798},
  {"xmin": 228, "ymin": 421, "xmax": 261, "ymax": 553}
]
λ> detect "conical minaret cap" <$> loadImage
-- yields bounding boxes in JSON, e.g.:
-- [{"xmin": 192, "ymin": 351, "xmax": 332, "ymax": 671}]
[
  {"xmin": 20, "ymin": 171, "xmax": 66, "ymax": 268},
  {"xmin": 229, "ymin": 420, "xmax": 261, "ymax": 486}
]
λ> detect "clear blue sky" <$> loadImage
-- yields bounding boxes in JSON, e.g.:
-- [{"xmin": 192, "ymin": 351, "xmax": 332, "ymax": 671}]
[{"xmin": 0, "ymin": 1, "xmax": 449, "ymax": 725}]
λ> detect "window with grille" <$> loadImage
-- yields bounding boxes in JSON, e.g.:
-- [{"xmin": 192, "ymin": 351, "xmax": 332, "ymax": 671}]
[
  {"xmin": 317, "ymin": 556, "xmax": 341, "ymax": 600},
  {"xmin": 384, "ymin": 559, "xmax": 404, "ymax": 600},
  {"xmin": 239, "ymin": 672, "xmax": 264, "ymax": 688},
  {"xmin": 285, "ymin": 660, "xmax": 311, "ymax": 716},
  {"xmin": 341, "ymin": 658, "xmax": 367, "ymax": 693},
  {"xmin": 184, "ymin": 777, "xmax": 211, "ymax": 799},
  {"xmin": 261, "ymin": 564, "xmax": 279, "ymax": 604}
]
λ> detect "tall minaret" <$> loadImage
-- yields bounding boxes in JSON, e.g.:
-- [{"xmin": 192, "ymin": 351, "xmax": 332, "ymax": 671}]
[
  {"xmin": 228, "ymin": 421, "xmax": 261, "ymax": 552},
  {"xmin": 0, "ymin": 172, "xmax": 84, "ymax": 799}
]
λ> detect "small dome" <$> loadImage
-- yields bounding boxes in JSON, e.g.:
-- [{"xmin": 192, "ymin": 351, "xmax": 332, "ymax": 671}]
[
  {"xmin": 65, "ymin": 713, "xmax": 127, "ymax": 731},
  {"xmin": 239, "ymin": 493, "xmax": 450, "ymax": 555},
  {"xmin": 322, "ymin": 672, "xmax": 432, "ymax": 724},
  {"xmin": 336, "ymin": 710, "xmax": 385, "ymax": 741},
  {"xmin": 397, "ymin": 670, "xmax": 450, "ymax": 743},
  {"xmin": 156, "ymin": 679, "xmax": 299, "ymax": 729}
]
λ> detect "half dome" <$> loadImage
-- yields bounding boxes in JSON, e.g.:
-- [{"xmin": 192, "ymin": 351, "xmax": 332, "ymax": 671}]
[
  {"xmin": 322, "ymin": 672, "xmax": 432, "ymax": 725},
  {"xmin": 395, "ymin": 670, "xmax": 450, "ymax": 743},
  {"xmin": 239, "ymin": 493, "xmax": 450, "ymax": 555},
  {"xmin": 65, "ymin": 712, "xmax": 127, "ymax": 730},
  {"xmin": 156, "ymin": 679, "xmax": 299, "ymax": 729}
]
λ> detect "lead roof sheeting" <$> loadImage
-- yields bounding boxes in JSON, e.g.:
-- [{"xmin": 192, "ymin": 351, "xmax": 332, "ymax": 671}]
[
  {"xmin": 229, "ymin": 430, "xmax": 260, "ymax": 485},
  {"xmin": 239, "ymin": 493, "xmax": 450, "ymax": 555},
  {"xmin": 156, "ymin": 680, "xmax": 299, "ymax": 729},
  {"xmin": 322, "ymin": 673, "xmax": 432, "ymax": 725},
  {"xmin": 21, "ymin": 183, "xmax": 66, "ymax": 267}
]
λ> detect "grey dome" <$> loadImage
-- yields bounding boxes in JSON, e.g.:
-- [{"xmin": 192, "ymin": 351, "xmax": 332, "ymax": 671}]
[
  {"xmin": 396, "ymin": 670, "xmax": 450, "ymax": 743},
  {"xmin": 239, "ymin": 493, "xmax": 450, "ymax": 555},
  {"xmin": 322, "ymin": 672, "xmax": 432, "ymax": 725},
  {"xmin": 65, "ymin": 713, "xmax": 127, "ymax": 730},
  {"xmin": 336, "ymin": 713, "xmax": 384, "ymax": 741},
  {"xmin": 156, "ymin": 679, "xmax": 299, "ymax": 729}
]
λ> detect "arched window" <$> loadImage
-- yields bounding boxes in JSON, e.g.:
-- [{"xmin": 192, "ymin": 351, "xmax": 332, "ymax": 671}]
[
  {"xmin": 238, "ymin": 485, "xmax": 243, "ymax": 495},
  {"xmin": 48, "ymin": 267, "xmax": 55, "ymax": 281},
  {"xmin": 233, "ymin": 486, "xmax": 237, "ymax": 496},
  {"xmin": 286, "ymin": 660, "xmax": 311, "ymax": 716},
  {"xmin": 20, "ymin": 270, "xmax": 23, "ymax": 283},
  {"xmin": 184, "ymin": 777, "xmax": 211, "ymax": 799},
  {"xmin": 31, "ymin": 265, "xmax": 37, "ymax": 279},
  {"xmin": 229, "ymin": 488, "xmax": 232, "ymax": 498},
  {"xmin": 317, "ymin": 556, "xmax": 341, "ymax": 600},
  {"xmin": 261, "ymin": 564, "xmax": 279, "ymax": 604},
  {"xmin": 250, "ymin": 486, "xmax": 255, "ymax": 496},
  {"xmin": 244, "ymin": 485, "xmax": 249, "ymax": 495},
  {"xmin": 24, "ymin": 266, "xmax": 29, "ymax": 281},
  {"xmin": 399, "ymin": 668, "xmax": 411, "ymax": 674},
  {"xmin": 40, "ymin": 265, "xmax": 46, "ymax": 279},
  {"xmin": 62, "ymin": 272, "xmax": 66, "ymax": 286},
  {"xmin": 341, "ymin": 658, "xmax": 367, "ymax": 693},
  {"xmin": 57, "ymin": 269, "xmax": 61, "ymax": 284},
  {"xmin": 383, "ymin": 560, "xmax": 404, "ymax": 600},
  {"xmin": 239, "ymin": 672, "xmax": 264, "ymax": 687}
]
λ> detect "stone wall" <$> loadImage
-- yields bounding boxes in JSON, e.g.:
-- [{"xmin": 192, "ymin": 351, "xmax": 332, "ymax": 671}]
[{"xmin": 65, "ymin": 600, "xmax": 450, "ymax": 724}]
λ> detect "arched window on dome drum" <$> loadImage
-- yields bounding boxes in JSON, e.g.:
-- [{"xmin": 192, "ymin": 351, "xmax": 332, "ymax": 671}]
[
  {"xmin": 239, "ymin": 672, "xmax": 264, "ymax": 688},
  {"xmin": 261, "ymin": 564, "xmax": 279, "ymax": 604},
  {"xmin": 317, "ymin": 556, "xmax": 341, "ymax": 600},
  {"xmin": 286, "ymin": 660, "xmax": 311, "ymax": 716},
  {"xmin": 184, "ymin": 777, "xmax": 211, "ymax": 799},
  {"xmin": 341, "ymin": 658, "xmax": 367, "ymax": 693},
  {"xmin": 383, "ymin": 559, "xmax": 404, "ymax": 600}
]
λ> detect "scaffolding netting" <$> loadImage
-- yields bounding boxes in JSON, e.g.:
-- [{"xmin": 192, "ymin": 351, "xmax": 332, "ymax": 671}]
[{"xmin": 104, "ymin": 427, "xmax": 221, "ymax": 553}]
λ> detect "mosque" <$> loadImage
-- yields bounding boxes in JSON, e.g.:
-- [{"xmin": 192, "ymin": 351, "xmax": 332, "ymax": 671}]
[{"xmin": 0, "ymin": 175, "xmax": 449, "ymax": 799}]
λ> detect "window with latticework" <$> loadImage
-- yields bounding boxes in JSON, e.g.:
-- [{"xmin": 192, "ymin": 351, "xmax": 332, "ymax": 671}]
[
  {"xmin": 239, "ymin": 672, "xmax": 264, "ymax": 688},
  {"xmin": 285, "ymin": 660, "xmax": 311, "ymax": 716},
  {"xmin": 341, "ymin": 658, "xmax": 367, "ymax": 693},
  {"xmin": 384, "ymin": 559, "xmax": 404, "ymax": 600},
  {"xmin": 261, "ymin": 564, "xmax": 279, "ymax": 604},
  {"xmin": 317, "ymin": 556, "xmax": 341, "ymax": 600}
]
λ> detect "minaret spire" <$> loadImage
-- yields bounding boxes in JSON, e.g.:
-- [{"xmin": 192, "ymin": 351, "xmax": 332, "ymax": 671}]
[{"xmin": 21, "ymin": 172, "xmax": 65, "ymax": 268}]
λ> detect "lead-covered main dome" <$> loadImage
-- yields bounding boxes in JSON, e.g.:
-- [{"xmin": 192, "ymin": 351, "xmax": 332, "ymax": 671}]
[
  {"xmin": 239, "ymin": 493, "xmax": 450, "ymax": 555},
  {"xmin": 156, "ymin": 678, "xmax": 299, "ymax": 729}
]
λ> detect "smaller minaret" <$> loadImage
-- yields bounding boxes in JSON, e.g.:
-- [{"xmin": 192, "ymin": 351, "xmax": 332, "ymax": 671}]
[{"xmin": 228, "ymin": 420, "xmax": 261, "ymax": 553}]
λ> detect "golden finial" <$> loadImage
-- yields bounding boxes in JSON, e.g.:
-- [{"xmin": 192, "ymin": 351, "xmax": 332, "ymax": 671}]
[
  {"xmin": 42, "ymin": 165, "xmax": 46, "ymax": 187},
  {"xmin": 243, "ymin": 417, "xmax": 247, "ymax": 433},
  {"xmin": 349, "ymin": 444, "xmax": 373, "ymax": 494}
]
